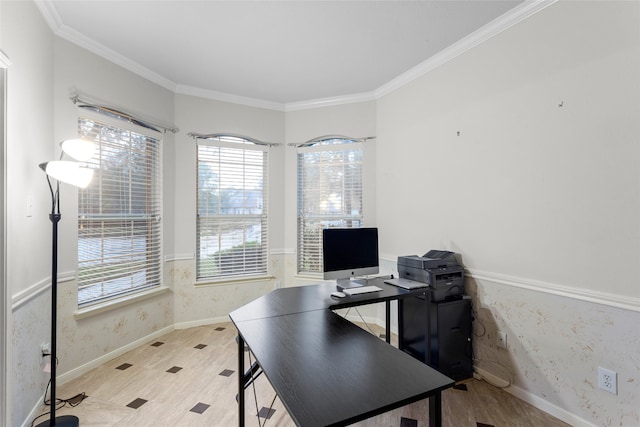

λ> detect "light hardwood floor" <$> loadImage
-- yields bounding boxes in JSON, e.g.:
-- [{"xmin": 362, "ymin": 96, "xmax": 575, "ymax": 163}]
[{"xmin": 36, "ymin": 321, "xmax": 571, "ymax": 427}]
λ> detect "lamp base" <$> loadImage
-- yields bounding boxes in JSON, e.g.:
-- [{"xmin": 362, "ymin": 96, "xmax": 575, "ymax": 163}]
[{"xmin": 34, "ymin": 415, "xmax": 80, "ymax": 427}]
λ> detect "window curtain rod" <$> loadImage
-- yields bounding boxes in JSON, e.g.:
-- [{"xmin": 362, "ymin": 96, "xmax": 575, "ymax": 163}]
[
  {"xmin": 288, "ymin": 135, "xmax": 375, "ymax": 148},
  {"xmin": 70, "ymin": 95, "xmax": 179, "ymax": 134},
  {"xmin": 188, "ymin": 132, "xmax": 279, "ymax": 147}
]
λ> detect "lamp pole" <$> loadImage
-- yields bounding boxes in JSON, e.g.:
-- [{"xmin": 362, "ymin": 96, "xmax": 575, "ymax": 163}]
[
  {"xmin": 49, "ymin": 212, "xmax": 61, "ymax": 425},
  {"xmin": 37, "ymin": 139, "xmax": 95, "ymax": 426},
  {"xmin": 36, "ymin": 188, "xmax": 78, "ymax": 427}
]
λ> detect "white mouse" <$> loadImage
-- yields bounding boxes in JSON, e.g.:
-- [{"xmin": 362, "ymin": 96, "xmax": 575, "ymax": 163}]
[{"xmin": 331, "ymin": 291, "xmax": 346, "ymax": 298}]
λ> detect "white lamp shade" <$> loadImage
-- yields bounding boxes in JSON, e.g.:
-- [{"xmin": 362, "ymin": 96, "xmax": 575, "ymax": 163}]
[
  {"xmin": 42, "ymin": 161, "xmax": 94, "ymax": 188},
  {"xmin": 60, "ymin": 138, "xmax": 96, "ymax": 162}
]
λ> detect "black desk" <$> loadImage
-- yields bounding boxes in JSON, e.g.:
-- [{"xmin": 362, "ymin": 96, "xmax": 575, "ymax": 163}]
[{"xmin": 229, "ymin": 280, "xmax": 454, "ymax": 427}]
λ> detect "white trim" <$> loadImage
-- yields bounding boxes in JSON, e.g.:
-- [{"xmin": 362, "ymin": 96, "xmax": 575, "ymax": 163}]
[
  {"xmin": 74, "ymin": 286, "xmax": 171, "ymax": 320},
  {"xmin": 11, "ymin": 277, "xmax": 50, "ymax": 311},
  {"xmin": 174, "ymin": 316, "xmax": 232, "ymax": 330},
  {"xmin": 11, "ymin": 270, "xmax": 77, "ymax": 310},
  {"xmin": 384, "ymin": 251, "xmax": 640, "ymax": 313},
  {"xmin": 175, "ymin": 84, "xmax": 285, "ymax": 112},
  {"xmin": 57, "ymin": 324, "xmax": 174, "ymax": 385},
  {"xmin": 0, "ymin": 53, "xmax": 9, "ymax": 427},
  {"xmin": 194, "ymin": 275, "xmax": 275, "ymax": 287},
  {"xmin": 58, "ymin": 271, "xmax": 76, "ymax": 283},
  {"xmin": 34, "ymin": 0, "xmax": 556, "ymax": 112},
  {"xmin": 164, "ymin": 253, "xmax": 194, "ymax": 262},
  {"xmin": 474, "ymin": 367, "xmax": 597, "ymax": 427},
  {"xmin": 375, "ymin": 0, "xmax": 557, "ymax": 99},
  {"xmin": 269, "ymin": 248, "xmax": 293, "ymax": 256},
  {"xmin": 11, "ymin": 273, "xmax": 172, "ymax": 316},
  {"xmin": 19, "ymin": 393, "xmax": 45, "ymax": 427},
  {"xmin": 35, "ymin": 1, "xmax": 177, "ymax": 94},
  {"xmin": 20, "ymin": 323, "xmax": 172, "ymax": 427},
  {"xmin": 467, "ymin": 269, "xmax": 640, "ymax": 313},
  {"xmin": 285, "ymin": 91, "xmax": 377, "ymax": 112},
  {"xmin": 0, "ymin": 50, "xmax": 12, "ymax": 69}
]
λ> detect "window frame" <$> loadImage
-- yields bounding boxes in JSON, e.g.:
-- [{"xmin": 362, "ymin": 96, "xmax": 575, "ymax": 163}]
[
  {"xmin": 76, "ymin": 108, "xmax": 163, "ymax": 307},
  {"xmin": 296, "ymin": 138, "xmax": 364, "ymax": 275},
  {"xmin": 195, "ymin": 135, "xmax": 270, "ymax": 282}
]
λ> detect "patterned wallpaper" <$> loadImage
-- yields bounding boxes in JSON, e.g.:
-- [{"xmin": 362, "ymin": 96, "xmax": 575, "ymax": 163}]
[{"xmin": 12, "ymin": 254, "xmax": 639, "ymax": 427}]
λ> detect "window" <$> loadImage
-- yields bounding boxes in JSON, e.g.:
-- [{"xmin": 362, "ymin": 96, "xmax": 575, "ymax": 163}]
[
  {"xmin": 196, "ymin": 136, "xmax": 269, "ymax": 280},
  {"xmin": 297, "ymin": 138, "xmax": 363, "ymax": 274},
  {"xmin": 77, "ymin": 110, "xmax": 162, "ymax": 305}
]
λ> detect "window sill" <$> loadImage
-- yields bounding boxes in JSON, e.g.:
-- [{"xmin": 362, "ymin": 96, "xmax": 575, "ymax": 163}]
[
  {"xmin": 74, "ymin": 286, "xmax": 172, "ymax": 320},
  {"xmin": 294, "ymin": 273, "xmax": 323, "ymax": 280},
  {"xmin": 194, "ymin": 275, "xmax": 275, "ymax": 287}
]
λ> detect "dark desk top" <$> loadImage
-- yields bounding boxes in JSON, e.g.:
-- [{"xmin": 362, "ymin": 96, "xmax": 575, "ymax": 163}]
[
  {"xmin": 230, "ymin": 279, "xmax": 428, "ymax": 322},
  {"xmin": 229, "ymin": 280, "xmax": 453, "ymax": 427}
]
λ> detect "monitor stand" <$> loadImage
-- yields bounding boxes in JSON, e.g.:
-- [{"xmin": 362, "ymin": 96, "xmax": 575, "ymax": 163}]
[{"xmin": 336, "ymin": 278, "xmax": 367, "ymax": 291}]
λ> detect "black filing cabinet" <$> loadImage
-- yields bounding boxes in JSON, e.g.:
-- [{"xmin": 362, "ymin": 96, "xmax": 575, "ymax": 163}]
[{"xmin": 400, "ymin": 295, "xmax": 473, "ymax": 381}]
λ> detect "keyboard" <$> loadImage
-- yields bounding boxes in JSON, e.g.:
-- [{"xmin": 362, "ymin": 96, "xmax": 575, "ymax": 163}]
[{"xmin": 342, "ymin": 285, "xmax": 382, "ymax": 296}]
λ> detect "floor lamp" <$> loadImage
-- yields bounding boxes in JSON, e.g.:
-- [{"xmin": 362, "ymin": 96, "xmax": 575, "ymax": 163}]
[{"xmin": 37, "ymin": 139, "xmax": 95, "ymax": 427}]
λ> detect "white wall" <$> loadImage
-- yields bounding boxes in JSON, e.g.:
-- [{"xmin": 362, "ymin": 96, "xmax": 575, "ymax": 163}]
[
  {"xmin": 376, "ymin": 1, "xmax": 640, "ymax": 425},
  {"xmin": 1, "ymin": 2, "xmax": 56, "ymax": 425},
  {"xmin": 378, "ymin": 0, "xmax": 640, "ymax": 298}
]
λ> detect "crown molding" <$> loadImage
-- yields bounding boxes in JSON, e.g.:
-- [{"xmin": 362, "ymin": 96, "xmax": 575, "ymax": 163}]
[
  {"xmin": 285, "ymin": 91, "xmax": 377, "ymax": 112},
  {"xmin": 35, "ymin": 0, "xmax": 177, "ymax": 93},
  {"xmin": 34, "ymin": 0, "xmax": 63, "ymax": 29},
  {"xmin": 0, "ymin": 50, "xmax": 12, "ymax": 69},
  {"xmin": 375, "ymin": 0, "xmax": 558, "ymax": 99},
  {"xmin": 175, "ymin": 84, "xmax": 286, "ymax": 112},
  {"xmin": 35, "ymin": 0, "xmax": 557, "ymax": 112}
]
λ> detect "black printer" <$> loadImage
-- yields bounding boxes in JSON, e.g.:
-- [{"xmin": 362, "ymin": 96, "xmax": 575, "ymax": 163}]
[{"xmin": 397, "ymin": 250, "xmax": 464, "ymax": 301}]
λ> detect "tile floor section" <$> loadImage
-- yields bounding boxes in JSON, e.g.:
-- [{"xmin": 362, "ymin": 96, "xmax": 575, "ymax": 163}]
[
  {"xmin": 116, "ymin": 335, "xmax": 236, "ymax": 418},
  {"xmin": 42, "ymin": 322, "xmax": 569, "ymax": 426},
  {"xmin": 109, "ymin": 329, "xmax": 496, "ymax": 427}
]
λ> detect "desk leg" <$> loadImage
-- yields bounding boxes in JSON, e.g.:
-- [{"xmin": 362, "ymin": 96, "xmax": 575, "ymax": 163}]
[
  {"xmin": 424, "ymin": 291, "xmax": 432, "ymax": 365},
  {"xmin": 398, "ymin": 299, "xmax": 405, "ymax": 351},
  {"xmin": 238, "ymin": 334, "xmax": 245, "ymax": 427},
  {"xmin": 428, "ymin": 392, "xmax": 442, "ymax": 427},
  {"xmin": 385, "ymin": 300, "xmax": 391, "ymax": 344}
]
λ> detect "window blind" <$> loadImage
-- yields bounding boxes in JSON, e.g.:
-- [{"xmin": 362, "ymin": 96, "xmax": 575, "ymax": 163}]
[
  {"xmin": 77, "ymin": 112, "xmax": 162, "ymax": 305},
  {"xmin": 197, "ymin": 137, "xmax": 269, "ymax": 280},
  {"xmin": 297, "ymin": 140, "xmax": 363, "ymax": 274}
]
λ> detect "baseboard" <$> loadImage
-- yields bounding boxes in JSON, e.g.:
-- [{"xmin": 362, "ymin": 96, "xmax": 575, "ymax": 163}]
[
  {"xmin": 174, "ymin": 316, "xmax": 232, "ymax": 330},
  {"xmin": 20, "ymin": 390, "xmax": 47, "ymax": 427},
  {"xmin": 25, "ymin": 312, "xmax": 595, "ymax": 427},
  {"xmin": 26, "ymin": 320, "xmax": 237, "ymax": 427},
  {"xmin": 473, "ymin": 367, "xmax": 596, "ymax": 427},
  {"xmin": 57, "ymin": 324, "xmax": 175, "ymax": 385},
  {"xmin": 23, "ymin": 324, "xmax": 173, "ymax": 427}
]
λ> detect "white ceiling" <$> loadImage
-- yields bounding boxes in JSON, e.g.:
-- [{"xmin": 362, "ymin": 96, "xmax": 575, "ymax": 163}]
[{"xmin": 39, "ymin": 0, "xmax": 536, "ymax": 110}]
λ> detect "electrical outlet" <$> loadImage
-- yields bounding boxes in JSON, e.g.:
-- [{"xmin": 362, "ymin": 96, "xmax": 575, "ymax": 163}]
[
  {"xmin": 40, "ymin": 342, "xmax": 50, "ymax": 357},
  {"xmin": 598, "ymin": 367, "xmax": 617, "ymax": 394},
  {"xmin": 496, "ymin": 331, "xmax": 507, "ymax": 349}
]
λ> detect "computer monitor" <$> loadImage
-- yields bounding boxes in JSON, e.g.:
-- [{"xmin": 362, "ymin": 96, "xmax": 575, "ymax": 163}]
[{"xmin": 322, "ymin": 227, "xmax": 379, "ymax": 289}]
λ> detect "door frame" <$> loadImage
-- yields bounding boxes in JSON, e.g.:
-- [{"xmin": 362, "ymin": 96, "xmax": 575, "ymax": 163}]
[{"xmin": 1, "ymin": 49, "xmax": 11, "ymax": 427}]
